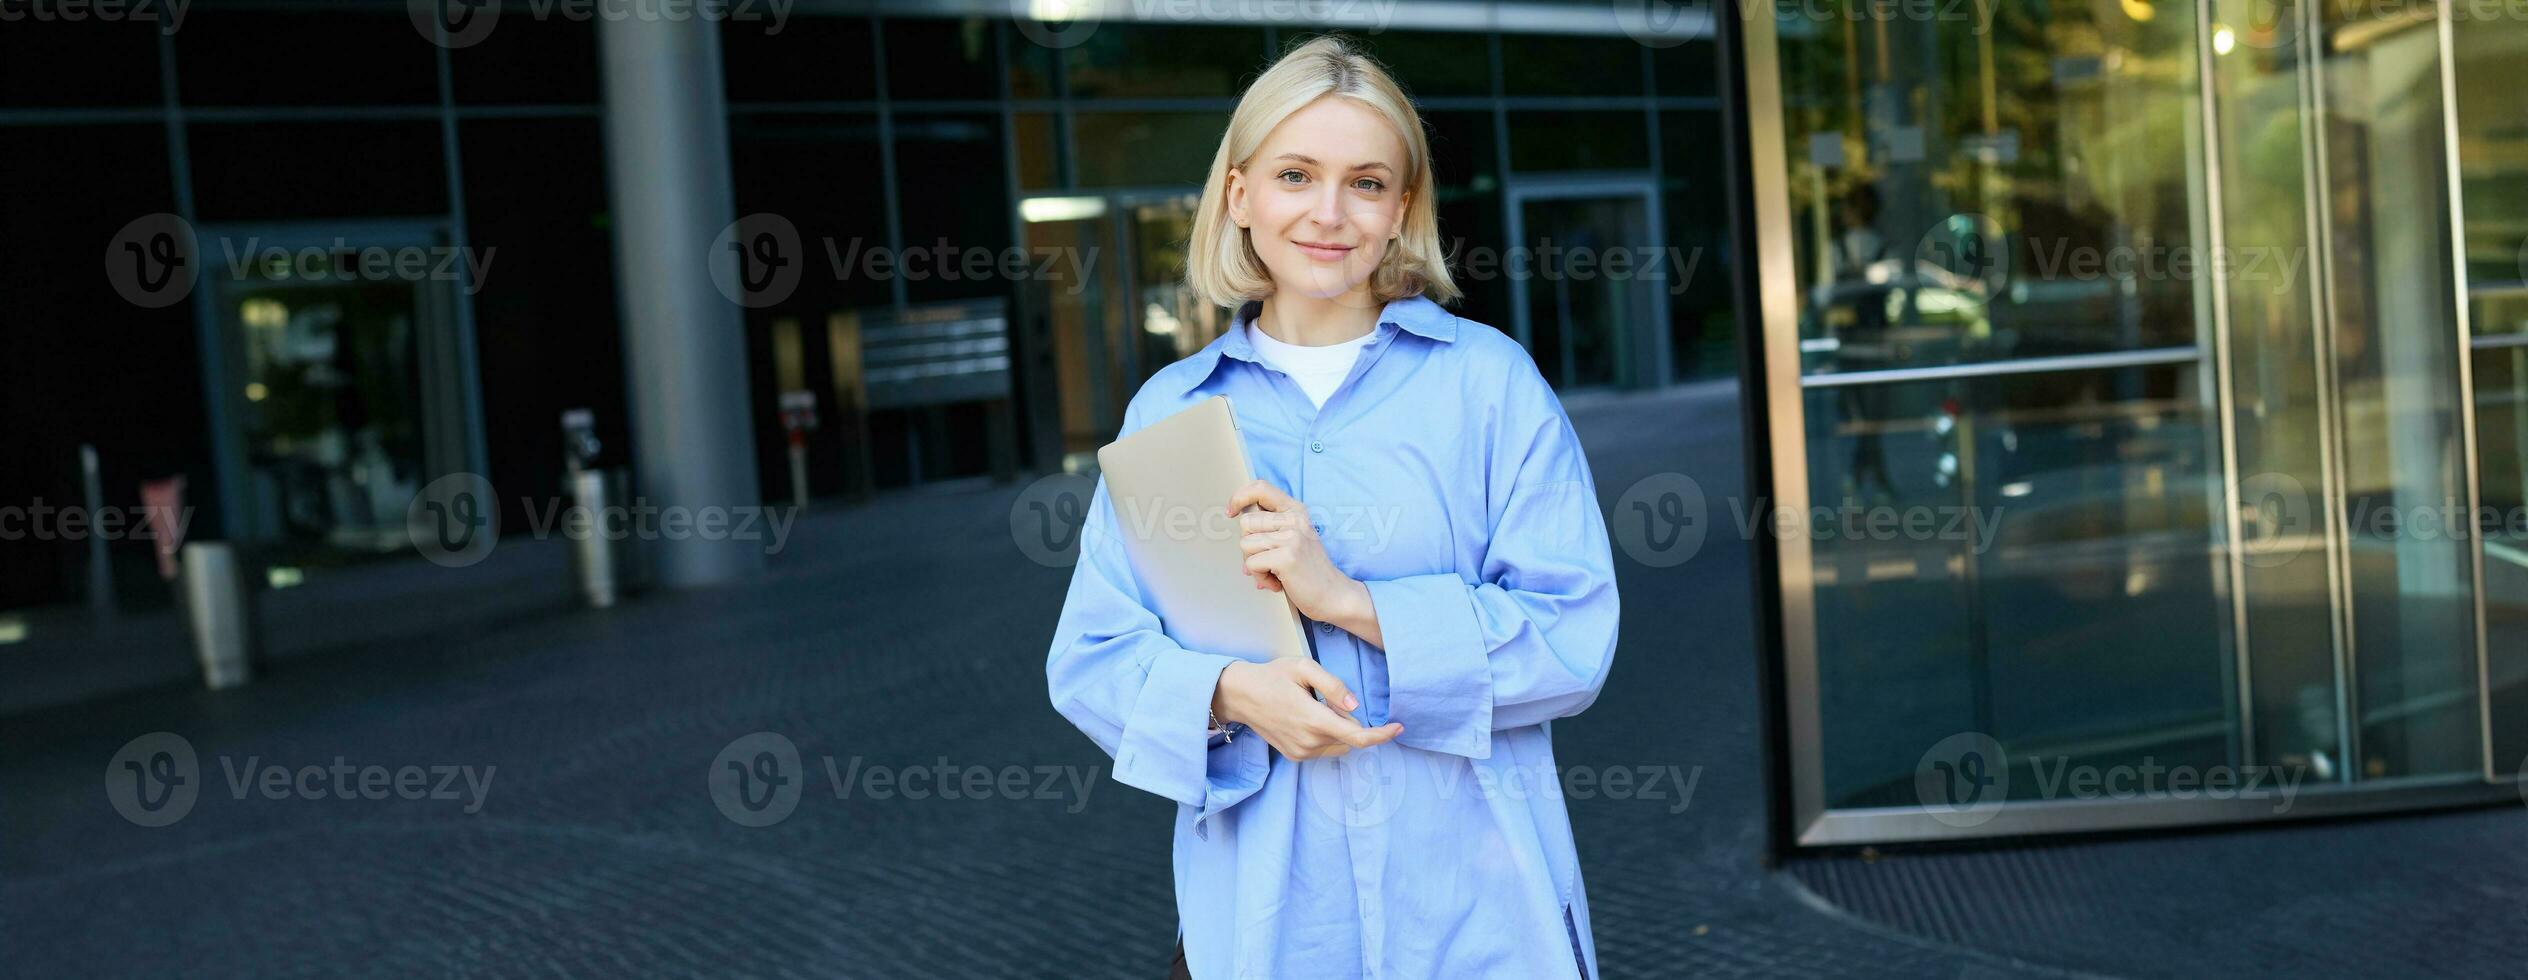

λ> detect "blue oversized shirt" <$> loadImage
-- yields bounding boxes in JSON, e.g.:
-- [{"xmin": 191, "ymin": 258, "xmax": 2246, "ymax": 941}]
[{"xmin": 1045, "ymin": 293, "xmax": 1621, "ymax": 979}]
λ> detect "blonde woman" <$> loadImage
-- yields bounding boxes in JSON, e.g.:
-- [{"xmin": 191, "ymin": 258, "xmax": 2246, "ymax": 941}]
[{"xmin": 1046, "ymin": 35, "xmax": 1621, "ymax": 979}]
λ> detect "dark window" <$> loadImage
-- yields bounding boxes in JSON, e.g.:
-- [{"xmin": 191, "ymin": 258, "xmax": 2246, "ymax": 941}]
[
  {"xmin": 0, "ymin": 125, "xmax": 198, "ymax": 607},
  {"xmin": 1006, "ymin": 24, "xmax": 1058, "ymax": 98},
  {"xmin": 1072, "ymin": 112, "xmax": 1217, "ymax": 189},
  {"xmin": 451, "ymin": 17, "xmax": 600, "ymax": 104},
  {"xmin": 1014, "ymin": 112, "xmax": 1060, "ymax": 190},
  {"xmin": 1661, "ymin": 109, "xmax": 1735, "ymax": 379},
  {"xmin": 459, "ymin": 119, "xmax": 623, "ymax": 531},
  {"xmin": 1502, "ymin": 34, "xmax": 1644, "ymax": 98},
  {"xmin": 175, "ymin": 12, "xmax": 440, "ymax": 106},
  {"xmin": 0, "ymin": 17, "xmax": 164, "ymax": 107},
  {"xmin": 1508, "ymin": 111, "xmax": 1649, "ymax": 172},
  {"xmin": 1355, "ymin": 31, "xmax": 1492, "ymax": 99},
  {"xmin": 1066, "ymin": 25, "xmax": 1266, "ymax": 99},
  {"xmin": 187, "ymin": 121, "xmax": 448, "ymax": 221},
  {"xmin": 1651, "ymin": 37, "xmax": 1720, "ymax": 98},
  {"xmin": 894, "ymin": 115, "xmax": 1012, "ymax": 303},
  {"xmin": 723, "ymin": 16, "xmax": 876, "ymax": 103},
  {"xmin": 884, "ymin": 17, "xmax": 998, "ymax": 101}
]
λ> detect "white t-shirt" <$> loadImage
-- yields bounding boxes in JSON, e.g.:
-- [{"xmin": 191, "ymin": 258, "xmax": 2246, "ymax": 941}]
[{"xmin": 1247, "ymin": 321, "xmax": 1374, "ymax": 409}]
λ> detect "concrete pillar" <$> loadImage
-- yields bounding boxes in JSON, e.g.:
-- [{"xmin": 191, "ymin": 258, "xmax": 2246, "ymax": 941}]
[{"xmin": 598, "ymin": 14, "xmax": 763, "ymax": 588}]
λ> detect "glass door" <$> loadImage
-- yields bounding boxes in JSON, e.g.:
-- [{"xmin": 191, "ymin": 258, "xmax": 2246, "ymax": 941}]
[
  {"xmin": 1505, "ymin": 180, "xmax": 1670, "ymax": 389},
  {"xmin": 1017, "ymin": 191, "xmax": 1214, "ymax": 471},
  {"xmin": 1752, "ymin": 0, "xmax": 2508, "ymax": 843},
  {"xmin": 206, "ymin": 223, "xmax": 475, "ymax": 561}
]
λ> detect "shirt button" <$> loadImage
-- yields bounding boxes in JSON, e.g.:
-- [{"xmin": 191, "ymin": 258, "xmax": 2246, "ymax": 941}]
[
  {"xmin": 1318, "ymin": 622, "xmax": 1335, "ymax": 634},
  {"xmin": 1309, "ymin": 440, "xmax": 1325, "ymax": 453}
]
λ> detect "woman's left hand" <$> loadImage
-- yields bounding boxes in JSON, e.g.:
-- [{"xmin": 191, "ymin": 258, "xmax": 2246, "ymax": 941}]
[{"xmin": 1229, "ymin": 480, "xmax": 1380, "ymax": 646}]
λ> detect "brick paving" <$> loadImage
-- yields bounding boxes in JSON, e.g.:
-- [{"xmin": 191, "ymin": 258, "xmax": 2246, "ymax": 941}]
[{"xmin": 3, "ymin": 381, "xmax": 2513, "ymax": 977}]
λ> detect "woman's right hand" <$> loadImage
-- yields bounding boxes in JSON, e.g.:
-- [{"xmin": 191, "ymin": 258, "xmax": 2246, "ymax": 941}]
[{"xmin": 1212, "ymin": 659, "xmax": 1403, "ymax": 761}]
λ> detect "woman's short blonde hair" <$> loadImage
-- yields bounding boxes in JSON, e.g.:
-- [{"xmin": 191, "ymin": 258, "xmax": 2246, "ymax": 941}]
[{"xmin": 1185, "ymin": 34, "xmax": 1461, "ymax": 310}]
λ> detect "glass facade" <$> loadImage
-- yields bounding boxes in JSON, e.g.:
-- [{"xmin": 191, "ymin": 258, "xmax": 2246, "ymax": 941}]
[
  {"xmin": 1752, "ymin": 1, "xmax": 2528, "ymax": 842},
  {"xmin": 0, "ymin": 10, "xmax": 1734, "ymax": 610}
]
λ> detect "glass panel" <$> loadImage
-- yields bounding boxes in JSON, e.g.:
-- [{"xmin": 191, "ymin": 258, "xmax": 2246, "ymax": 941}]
[
  {"xmin": 2313, "ymin": 2, "xmax": 2478, "ymax": 780},
  {"xmin": 1811, "ymin": 365, "xmax": 2234, "ymax": 809},
  {"xmin": 0, "ymin": 17, "xmax": 161, "ymax": 107},
  {"xmin": 1022, "ymin": 204, "xmax": 1126, "ymax": 463},
  {"xmin": 1779, "ymin": 2, "xmax": 2204, "ymax": 377},
  {"xmin": 1502, "ymin": 34, "xmax": 1643, "ymax": 97},
  {"xmin": 722, "ymin": 16, "xmax": 874, "ymax": 103},
  {"xmin": 1126, "ymin": 195, "xmax": 1228, "ymax": 382},
  {"xmin": 1065, "ymin": 25, "xmax": 1266, "ymax": 99},
  {"xmin": 2452, "ymin": 10, "xmax": 2528, "ymax": 774},
  {"xmin": 188, "ymin": 122, "xmax": 447, "ymax": 222},
  {"xmin": 451, "ymin": 17, "xmax": 599, "ymax": 105},
  {"xmin": 460, "ymin": 119, "xmax": 626, "ymax": 532},
  {"xmin": 1662, "ymin": 108, "xmax": 1737, "ymax": 379},
  {"xmin": 2204, "ymin": 0, "xmax": 2343, "ymax": 781},
  {"xmin": 1015, "ymin": 112, "xmax": 1061, "ymax": 190},
  {"xmin": 1507, "ymin": 111, "xmax": 1650, "ymax": 172},
  {"xmin": 224, "ymin": 275, "xmax": 431, "ymax": 555},
  {"xmin": 175, "ymin": 12, "xmax": 439, "ymax": 106},
  {"xmin": 1518, "ymin": 195, "xmax": 1652, "ymax": 389},
  {"xmin": 1072, "ymin": 112, "xmax": 1216, "ymax": 188},
  {"xmin": 894, "ymin": 115, "xmax": 1011, "ymax": 303},
  {"xmin": 886, "ymin": 18, "xmax": 998, "ymax": 101},
  {"xmin": 1356, "ymin": 31, "xmax": 1493, "ymax": 98},
  {"xmin": 1007, "ymin": 26, "xmax": 1058, "ymax": 99},
  {"xmin": 1652, "ymin": 35, "xmax": 1720, "ymax": 98}
]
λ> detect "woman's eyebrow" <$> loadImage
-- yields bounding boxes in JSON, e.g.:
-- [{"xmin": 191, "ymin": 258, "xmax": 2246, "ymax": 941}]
[{"xmin": 1272, "ymin": 153, "xmax": 1394, "ymax": 174}]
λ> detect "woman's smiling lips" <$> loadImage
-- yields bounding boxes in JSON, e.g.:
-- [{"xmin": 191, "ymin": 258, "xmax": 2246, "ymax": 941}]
[{"xmin": 1293, "ymin": 241, "xmax": 1355, "ymax": 262}]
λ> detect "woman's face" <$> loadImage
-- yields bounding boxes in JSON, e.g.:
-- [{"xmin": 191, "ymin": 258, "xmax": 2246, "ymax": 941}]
[{"xmin": 1226, "ymin": 96, "xmax": 1411, "ymax": 303}]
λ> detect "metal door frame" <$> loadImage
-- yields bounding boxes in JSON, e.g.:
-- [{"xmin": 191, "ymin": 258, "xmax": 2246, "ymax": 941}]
[
  {"xmin": 1503, "ymin": 173, "xmax": 1674, "ymax": 389},
  {"xmin": 194, "ymin": 217, "xmax": 484, "ymax": 545}
]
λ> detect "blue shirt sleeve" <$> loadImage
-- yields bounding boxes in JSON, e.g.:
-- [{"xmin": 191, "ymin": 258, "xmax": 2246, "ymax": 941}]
[
  {"xmin": 1365, "ymin": 377, "xmax": 1621, "ymax": 761},
  {"xmin": 1044, "ymin": 411, "xmax": 1272, "ymax": 834}
]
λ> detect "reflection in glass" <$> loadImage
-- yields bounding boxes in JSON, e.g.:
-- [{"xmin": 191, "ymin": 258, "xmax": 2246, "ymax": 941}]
[
  {"xmin": 1809, "ymin": 365, "xmax": 2232, "ymax": 808},
  {"xmin": 1778, "ymin": 3, "xmax": 2204, "ymax": 376},
  {"xmin": 2450, "ymin": 11, "xmax": 2528, "ymax": 774},
  {"xmin": 228, "ymin": 279, "xmax": 427, "ymax": 554}
]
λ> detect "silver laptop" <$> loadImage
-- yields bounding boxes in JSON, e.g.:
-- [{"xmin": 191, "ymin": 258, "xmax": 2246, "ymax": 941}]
[{"xmin": 1094, "ymin": 395, "xmax": 1312, "ymax": 661}]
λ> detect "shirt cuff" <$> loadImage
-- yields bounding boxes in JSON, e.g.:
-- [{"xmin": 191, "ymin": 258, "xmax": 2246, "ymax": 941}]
[
  {"xmin": 1113, "ymin": 652, "xmax": 1270, "ymax": 835},
  {"xmin": 1366, "ymin": 574, "xmax": 1494, "ymax": 759}
]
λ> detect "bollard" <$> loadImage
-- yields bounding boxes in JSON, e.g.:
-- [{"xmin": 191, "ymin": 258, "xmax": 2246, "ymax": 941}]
[
  {"xmin": 572, "ymin": 467, "xmax": 619, "ymax": 609},
  {"xmin": 180, "ymin": 542, "xmax": 253, "ymax": 690}
]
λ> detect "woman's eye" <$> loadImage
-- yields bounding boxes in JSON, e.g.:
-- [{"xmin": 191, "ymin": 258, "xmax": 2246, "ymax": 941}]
[
  {"xmin": 1278, "ymin": 170, "xmax": 1307, "ymax": 185},
  {"xmin": 1354, "ymin": 178, "xmax": 1386, "ymax": 192}
]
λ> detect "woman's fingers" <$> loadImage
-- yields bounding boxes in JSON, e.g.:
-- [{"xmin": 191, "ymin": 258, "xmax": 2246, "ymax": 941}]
[
  {"xmin": 1226, "ymin": 480, "xmax": 1302, "ymax": 519},
  {"xmin": 1291, "ymin": 659, "xmax": 1358, "ymax": 713}
]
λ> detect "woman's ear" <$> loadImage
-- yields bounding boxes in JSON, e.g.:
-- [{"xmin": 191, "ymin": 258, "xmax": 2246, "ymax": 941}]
[{"xmin": 1226, "ymin": 166, "xmax": 1249, "ymax": 229}]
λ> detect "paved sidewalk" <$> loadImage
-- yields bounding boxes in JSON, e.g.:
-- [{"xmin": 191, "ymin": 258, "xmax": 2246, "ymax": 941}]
[{"xmin": 4, "ymin": 381, "xmax": 2517, "ymax": 978}]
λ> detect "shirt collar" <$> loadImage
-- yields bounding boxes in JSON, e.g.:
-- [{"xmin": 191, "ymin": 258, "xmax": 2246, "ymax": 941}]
[{"xmin": 1176, "ymin": 293, "xmax": 1457, "ymax": 396}]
